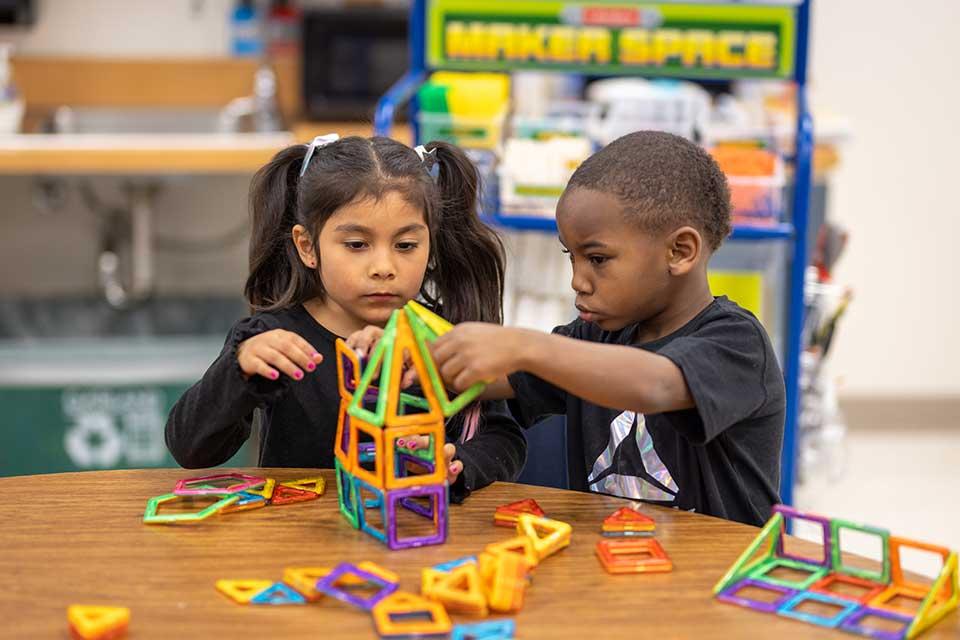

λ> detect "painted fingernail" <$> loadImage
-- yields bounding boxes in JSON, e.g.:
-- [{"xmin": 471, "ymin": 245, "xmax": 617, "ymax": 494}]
[
  {"xmin": 306, "ymin": 362, "xmax": 316, "ymax": 371},
  {"xmin": 271, "ymin": 371, "xmax": 279, "ymax": 380},
  {"xmin": 397, "ymin": 439, "xmax": 405, "ymax": 447},
  {"xmin": 294, "ymin": 370, "xmax": 303, "ymax": 380}
]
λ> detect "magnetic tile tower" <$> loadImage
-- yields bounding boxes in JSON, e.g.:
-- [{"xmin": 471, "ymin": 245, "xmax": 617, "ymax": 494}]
[
  {"xmin": 334, "ymin": 301, "xmax": 485, "ymax": 550},
  {"xmin": 714, "ymin": 504, "xmax": 958, "ymax": 639}
]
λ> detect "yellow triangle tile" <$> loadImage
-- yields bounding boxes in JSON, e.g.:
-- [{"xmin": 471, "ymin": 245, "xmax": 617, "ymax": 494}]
[
  {"xmin": 67, "ymin": 605, "xmax": 130, "ymax": 637},
  {"xmin": 421, "ymin": 568, "xmax": 448, "ymax": 597},
  {"xmin": 429, "ymin": 564, "xmax": 487, "ymax": 616},
  {"xmin": 406, "ymin": 300, "xmax": 453, "ymax": 336},
  {"xmin": 908, "ymin": 552, "xmax": 959, "ymax": 638},
  {"xmin": 486, "ymin": 535, "xmax": 539, "ymax": 570},
  {"xmin": 280, "ymin": 477, "xmax": 326, "ymax": 496},
  {"xmin": 245, "ymin": 478, "xmax": 276, "ymax": 500},
  {"xmin": 517, "ymin": 513, "xmax": 572, "ymax": 561},
  {"xmin": 215, "ymin": 579, "xmax": 274, "ymax": 604}
]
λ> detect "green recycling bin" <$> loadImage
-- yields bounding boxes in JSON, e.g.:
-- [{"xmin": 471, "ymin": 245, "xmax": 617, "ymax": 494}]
[{"xmin": 0, "ymin": 337, "xmax": 253, "ymax": 477}]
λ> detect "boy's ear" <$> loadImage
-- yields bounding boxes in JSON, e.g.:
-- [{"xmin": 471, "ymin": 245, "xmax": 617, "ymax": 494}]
[
  {"xmin": 666, "ymin": 226, "xmax": 703, "ymax": 276},
  {"xmin": 292, "ymin": 224, "xmax": 318, "ymax": 268}
]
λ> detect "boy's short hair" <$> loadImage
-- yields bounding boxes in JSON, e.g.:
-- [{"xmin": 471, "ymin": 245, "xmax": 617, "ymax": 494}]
[{"xmin": 565, "ymin": 131, "xmax": 731, "ymax": 251}]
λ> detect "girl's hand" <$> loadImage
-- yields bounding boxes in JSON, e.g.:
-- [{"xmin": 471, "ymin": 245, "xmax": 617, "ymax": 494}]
[
  {"xmin": 345, "ymin": 325, "xmax": 383, "ymax": 359},
  {"xmin": 236, "ymin": 329, "xmax": 323, "ymax": 381},
  {"xmin": 398, "ymin": 436, "xmax": 462, "ymax": 483},
  {"xmin": 431, "ymin": 323, "xmax": 527, "ymax": 391},
  {"xmin": 345, "ymin": 325, "xmax": 418, "ymax": 388}
]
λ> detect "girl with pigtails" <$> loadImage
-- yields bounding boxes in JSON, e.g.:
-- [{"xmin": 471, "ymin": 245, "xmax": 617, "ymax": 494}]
[{"xmin": 165, "ymin": 135, "xmax": 526, "ymax": 500}]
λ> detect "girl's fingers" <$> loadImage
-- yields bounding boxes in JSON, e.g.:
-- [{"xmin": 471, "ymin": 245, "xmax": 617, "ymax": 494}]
[
  {"xmin": 287, "ymin": 333, "xmax": 323, "ymax": 366},
  {"xmin": 347, "ymin": 327, "xmax": 383, "ymax": 358},
  {"xmin": 443, "ymin": 443, "xmax": 457, "ymax": 463},
  {"xmin": 270, "ymin": 331, "xmax": 323, "ymax": 371},
  {"xmin": 252, "ymin": 358, "xmax": 280, "ymax": 381},
  {"xmin": 447, "ymin": 459, "xmax": 463, "ymax": 482},
  {"xmin": 261, "ymin": 347, "xmax": 304, "ymax": 381},
  {"xmin": 399, "ymin": 435, "xmax": 429, "ymax": 451},
  {"xmin": 401, "ymin": 366, "xmax": 419, "ymax": 389}
]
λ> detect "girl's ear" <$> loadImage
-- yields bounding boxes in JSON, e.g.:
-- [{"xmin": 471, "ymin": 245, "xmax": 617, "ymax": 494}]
[{"xmin": 292, "ymin": 224, "xmax": 317, "ymax": 269}]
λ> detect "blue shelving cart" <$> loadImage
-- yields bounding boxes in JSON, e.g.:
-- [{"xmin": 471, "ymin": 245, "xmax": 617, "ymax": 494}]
[{"xmin": 374, "ymin": 0, "xmax": 813, "ymax": 506}]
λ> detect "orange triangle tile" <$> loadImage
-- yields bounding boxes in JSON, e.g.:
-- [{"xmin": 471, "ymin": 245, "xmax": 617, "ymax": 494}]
[
  {"xmin": 270, "ymin": 485, "xmax": 320, "ymax": 505},
  {"xmin": 603, "ymin": 507, "xmax": 655, "ymax": 531},
  {"xmin": 495, "ymin": 498, "xmax": 545, "ymax": 517}
]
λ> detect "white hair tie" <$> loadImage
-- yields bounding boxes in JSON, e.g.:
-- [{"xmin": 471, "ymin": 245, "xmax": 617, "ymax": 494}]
[{"xmin": 300, "ymin": 133, "xmax": 340, "ymax": 177}]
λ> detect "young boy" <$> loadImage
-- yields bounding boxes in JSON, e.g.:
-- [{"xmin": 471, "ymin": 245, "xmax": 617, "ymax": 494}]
[{"xmin": 432, "ymin": 131, "xmax": 785, "ymax": 526}]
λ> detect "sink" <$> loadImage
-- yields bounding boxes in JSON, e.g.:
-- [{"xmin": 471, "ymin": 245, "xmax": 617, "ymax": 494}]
[
  {"xmin": 47, "ymin": 106, "xmax": 230, "ymax": 135},
  {"xmin": 42, "ymin": 104, "xmax": 283, "ymax": 135}
]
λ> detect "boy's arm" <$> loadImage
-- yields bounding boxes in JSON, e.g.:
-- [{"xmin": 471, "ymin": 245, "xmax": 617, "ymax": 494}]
[
  {"xmin": 477, "ymin": 376, "xmax": 515, "ymax": 401},
  {"xmin": 432, "ymin": 323, "xmax": 694, "ymax": 415}
]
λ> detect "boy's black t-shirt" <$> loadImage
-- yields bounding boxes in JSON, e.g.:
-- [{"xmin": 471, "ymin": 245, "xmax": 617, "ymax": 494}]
[
  {"xmin": 165, "ymin": 304, "xmax": 527, "ymax": 501},
  {"xmin": 508, "ymin": 296, "xmax": 785, "ymax": 526}
]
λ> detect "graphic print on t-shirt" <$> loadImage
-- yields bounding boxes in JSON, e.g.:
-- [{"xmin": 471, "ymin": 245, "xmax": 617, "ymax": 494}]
[{"xmin": 586, "ymin": 410, "xmax": 679, "ymax": 502}]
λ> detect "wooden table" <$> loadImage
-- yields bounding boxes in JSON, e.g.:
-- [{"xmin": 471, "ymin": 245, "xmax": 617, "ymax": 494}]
[{"xmin": 2, "ymin": 468, "xmax": 956, "ymax": 639}]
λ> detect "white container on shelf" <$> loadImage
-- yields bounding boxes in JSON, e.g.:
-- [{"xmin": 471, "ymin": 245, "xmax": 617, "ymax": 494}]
[
  {"xmin": 498, "ymin": 137, "xmax": 592, "ymax": 217},
  {"xmin": 511, "ymin": 101, "xmax": 600, "ymax": 141},
  {"xmin": 586, "ymin": 78, "xmax": 711, "ymax": 143},
  {"xmin": 0, "ymin": 44, "xmax": 24, "ymax": 134}
]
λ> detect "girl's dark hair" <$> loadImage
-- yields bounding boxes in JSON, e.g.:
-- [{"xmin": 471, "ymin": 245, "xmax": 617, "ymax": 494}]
[{"xmin": 245, "ymin": 136, "xmax": 505, "ymax": 324}]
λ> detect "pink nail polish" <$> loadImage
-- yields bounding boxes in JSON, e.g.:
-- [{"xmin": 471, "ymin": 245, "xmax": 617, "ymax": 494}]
[
  {"xmin": 294, "ymin": 370, "xmax": 303, "ymax": 380},
  {"xmin": 306, "ymin": 362, "xmax": 316, "ymax": 371},
  {"xmin": 271, "ymin": 371, "xmax": 279, "ymax": 380}
]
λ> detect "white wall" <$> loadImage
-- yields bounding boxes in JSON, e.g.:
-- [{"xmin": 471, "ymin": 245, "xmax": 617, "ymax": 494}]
[
  {"xmin": 811, "ymin": 0, "xmax": 960, "ymax": 396},
  {"xmin": 1, "ymin": 0, "xmax": 232, "ymax": 57}
]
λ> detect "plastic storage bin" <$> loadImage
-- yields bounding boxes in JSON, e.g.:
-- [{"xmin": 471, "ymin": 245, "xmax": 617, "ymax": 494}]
[
  {"xmin": 726, "ymin": 155, "xmax": 786, "ymax": 227},
  {"xmin": 418, "ymin": 108, "xmax": 507, "ymax": 152}
]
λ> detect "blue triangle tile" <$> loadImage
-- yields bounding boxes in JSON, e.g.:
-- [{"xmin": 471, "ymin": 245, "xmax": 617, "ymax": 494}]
[
  {"xmin": 452, "ymin": 619, "xmax": 515, "ymax": 640},
  {"xmin": 250, "ymin": 582, "xmax": 307, "ymax": 605}
]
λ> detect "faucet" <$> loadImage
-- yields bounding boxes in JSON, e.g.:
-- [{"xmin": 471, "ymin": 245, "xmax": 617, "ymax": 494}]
[
  {"xmin": 82, "ymin": 181, "xmax": 159, "ymax": 309},
  {"xmin": 218, "ymin": 62, "xmax": 283, "ymax": 133}
]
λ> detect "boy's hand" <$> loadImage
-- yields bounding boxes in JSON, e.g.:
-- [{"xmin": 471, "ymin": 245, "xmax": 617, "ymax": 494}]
[
  {"xmin": 345, "ymin": 325, "xmax": 417, "ymax": 388},
  {"xmin": 398, "ymin": 436, "xmax": 462, "ymax": 483},
  {"xmin": 432, "ymin": 323, "xmax": 530, "ymax": 391},
  {"xmin": 236, "ymin": 329, "xmax": 323, "ymax": 381}
]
